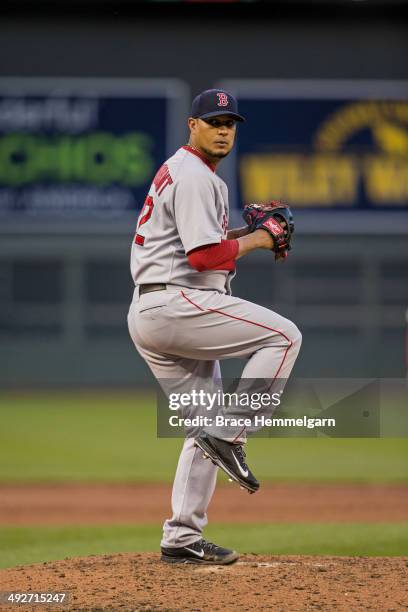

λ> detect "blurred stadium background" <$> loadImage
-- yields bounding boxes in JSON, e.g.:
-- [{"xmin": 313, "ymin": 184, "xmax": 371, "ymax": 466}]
[{"xmin": 0, "ymin": 0, "xmax": 407, "ymax": 386}]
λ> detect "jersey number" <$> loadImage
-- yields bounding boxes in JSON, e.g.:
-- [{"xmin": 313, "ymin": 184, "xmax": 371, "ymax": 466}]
[{"xmin": 135, "ymin": 195, "xmax": 154, "ymax": 245}]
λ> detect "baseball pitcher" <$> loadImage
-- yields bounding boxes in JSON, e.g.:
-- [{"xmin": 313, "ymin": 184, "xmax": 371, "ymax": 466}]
[{"xmin": 128, "ymin": 89, "xmax": 302, "ymax": 565}]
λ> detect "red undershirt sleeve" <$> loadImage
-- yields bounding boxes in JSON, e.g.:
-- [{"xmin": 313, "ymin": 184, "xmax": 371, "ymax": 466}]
[{"xmin": 187, "ymin": 239, "xmax": 239, "ymax": 272}]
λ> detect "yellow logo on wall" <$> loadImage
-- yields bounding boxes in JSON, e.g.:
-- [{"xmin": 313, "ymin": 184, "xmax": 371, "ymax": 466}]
[{"xmin": 240, "ymin": 101, "xmax": 408, "ymax": 207}]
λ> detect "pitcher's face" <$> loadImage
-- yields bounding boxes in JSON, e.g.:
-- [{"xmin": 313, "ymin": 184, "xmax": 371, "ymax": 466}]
[{"xmin": 188, "ymin": 115, "xmax": 237, "ymax": 162}]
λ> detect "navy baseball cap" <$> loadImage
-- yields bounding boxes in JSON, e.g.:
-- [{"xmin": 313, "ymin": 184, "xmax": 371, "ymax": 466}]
[{"xmin": 191, "ymin": 89, "xmax": 245, "ymax": 122}]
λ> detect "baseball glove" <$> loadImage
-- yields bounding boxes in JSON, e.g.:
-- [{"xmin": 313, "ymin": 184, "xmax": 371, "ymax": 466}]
[{"xmin": 242, "ymin": 200, "xmax": 294, "ymax": 261}]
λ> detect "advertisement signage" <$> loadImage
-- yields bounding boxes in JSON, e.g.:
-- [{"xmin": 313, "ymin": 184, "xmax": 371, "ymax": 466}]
[
  {"xmin": 219, "ymin": 80, "xmax": 408, "ymax": 211},
  {"xmin": 0, "ymin": 78, "xmax": 188, "ymax": 221}
]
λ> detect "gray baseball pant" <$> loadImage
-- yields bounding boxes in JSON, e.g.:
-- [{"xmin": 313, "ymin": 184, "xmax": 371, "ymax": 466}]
[{"xmin": 127, "ymin": 285, "xmax": 302, "ymax": 548}]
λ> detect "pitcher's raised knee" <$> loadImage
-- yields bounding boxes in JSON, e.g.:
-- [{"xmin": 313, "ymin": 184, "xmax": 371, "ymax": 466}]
[
  {"xmin": 278, "ymin": 317, "xmax": 302, "ymax": 350},
  {"xmin": 289, "ymin": 323, "xmax": 302, "ymax": 352}
]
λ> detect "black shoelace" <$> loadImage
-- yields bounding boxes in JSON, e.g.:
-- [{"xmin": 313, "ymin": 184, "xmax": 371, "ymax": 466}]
[
  {"xmin": 200, "ymin": 539, "xmax": 217, "ymax": 552},
  {"xmin": 234, "ymin": 445, "xmax": 248, "ymax": 470}
]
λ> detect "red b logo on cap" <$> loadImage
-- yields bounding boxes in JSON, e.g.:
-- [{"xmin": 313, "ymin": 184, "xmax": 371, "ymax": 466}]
[{"xmin": 217, "ymin": 93, "xmax": 229, "ymax": 107}]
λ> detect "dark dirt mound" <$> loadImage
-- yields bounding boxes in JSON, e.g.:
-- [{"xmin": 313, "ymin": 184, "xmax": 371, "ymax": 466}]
[{"xmin": 1, "ymin": 552, "xmax": 407, "ymax": 611}]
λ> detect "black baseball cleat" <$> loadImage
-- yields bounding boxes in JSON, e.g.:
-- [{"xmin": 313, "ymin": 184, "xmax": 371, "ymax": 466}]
[
  {"xmin": 194, "ymin": 433, "xmax": 259, "ymax": 493},
  {"xmin": 161, "ymin": 538, "xmax": 239, "ymax": 565}
]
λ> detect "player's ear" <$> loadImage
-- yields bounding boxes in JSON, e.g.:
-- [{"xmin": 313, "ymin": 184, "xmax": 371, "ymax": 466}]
[{"xmin": 188, "ymin": 117, "xmax": 197, "ymax": 133}]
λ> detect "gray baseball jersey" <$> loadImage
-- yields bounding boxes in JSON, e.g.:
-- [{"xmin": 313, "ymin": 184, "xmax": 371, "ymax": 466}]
[{"xmin": 131, "ymin": 146, "xmax": 233, "ymax": 293}]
